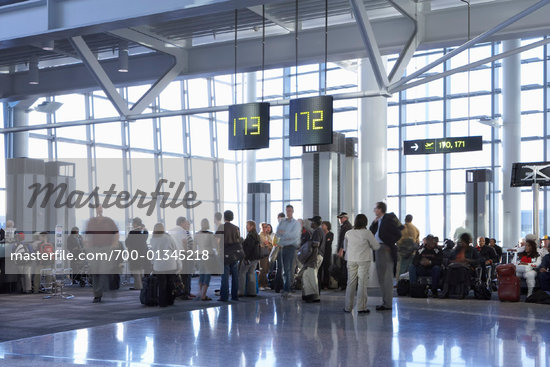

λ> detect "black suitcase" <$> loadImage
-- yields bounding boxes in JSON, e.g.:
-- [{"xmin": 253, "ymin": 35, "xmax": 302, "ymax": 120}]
[
  {"xmin": 397, "ymin": 279, "xmax": 410, "ymax": 296},
  {"xmin": 140, "ymin": 275, "xmax": 159, "ymax": 306},
  {"xmin": 410, "ymin": 283, "xmax": 428, "ymax": 298},
  {"xmin": 268, "ymin": 270, "xmax": 283, "ymax": 292}
]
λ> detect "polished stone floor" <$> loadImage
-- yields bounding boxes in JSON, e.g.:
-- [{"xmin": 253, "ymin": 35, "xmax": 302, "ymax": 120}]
[{"xmin": 0, "ymin": 288, "xmax": 549, "ymax": 367}]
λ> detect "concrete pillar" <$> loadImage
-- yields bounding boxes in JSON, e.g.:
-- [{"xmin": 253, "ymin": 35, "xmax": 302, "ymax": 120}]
[
  {"xmin": 8, "ymin": 99, "xmax": 36, "ymax": 158},
  {"xmin": 359, "ymin": 58, "xmax": 388, "ymax": 215},
  {"xmin": 501, "ymin": 39, "xmax": 522, "ymax": 248},
  {"xmin": 13, "ymin": 108, "xmax": 29, "ymax": 158}
]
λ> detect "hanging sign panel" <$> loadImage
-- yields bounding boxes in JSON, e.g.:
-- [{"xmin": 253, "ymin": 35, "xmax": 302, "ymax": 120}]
[
  {"xmin": 511, "ymin": 162, "xmax": 550, "ymax": 187},
  {"xmin": 403, "ymin": 136, "xmax": 483, "ymax": 155},
  {"xmin": 228, "ymin": 102, "xmax": 270, "ymax": 150},
  {"xmin": 289, "ymin": 95, "xmax": 333, "ymax": 146}
]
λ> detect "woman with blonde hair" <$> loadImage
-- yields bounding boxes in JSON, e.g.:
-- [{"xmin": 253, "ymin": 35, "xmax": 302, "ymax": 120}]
[{"xmin": 259, "ymin": 223, "xmax": 274, "ymax": 290}]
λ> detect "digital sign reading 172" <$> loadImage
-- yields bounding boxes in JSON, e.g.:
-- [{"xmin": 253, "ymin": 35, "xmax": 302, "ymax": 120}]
[
  {"xmin": 228, "ymin": 102, "xmax": 270, "ymax": 150},
  {"xmin": 289, "ymin": 95, "xmax": 333, "ymax": 146}
]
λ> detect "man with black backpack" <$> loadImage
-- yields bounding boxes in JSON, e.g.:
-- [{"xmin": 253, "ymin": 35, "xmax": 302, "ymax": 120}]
[{"xmin": 370, "ymin": 202, "xmax": 402, "ymax": 311}]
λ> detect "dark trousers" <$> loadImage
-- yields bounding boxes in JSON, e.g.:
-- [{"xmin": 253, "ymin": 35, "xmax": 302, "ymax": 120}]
[
  {"xmin": 339, "ymin": 259, "xmax": 348, "ymax": 290},
  {"xmin": 539, "ymin": 272, "xmax": 550, "ymax": 292},
  {"xmin": 318, "ymin": 255, "xmax": 331, "ymax": 289},
  {"xmin": 220, "ymin": 261, "xmax": 239, "ymax": 301},
  {"xmin": 181, "ymin": 274, "xmax": 192, "ymax": 296},
  {"xmin": 409, "ymin": 264, "xmax": 441, "ymax": 290},
  {"xmin": 157, "ymin": 273, "xmax": 175, "ymax": 307},
  {"xmin": 92, "ymin": 274, "xmax": 109, "ymax": 298}
]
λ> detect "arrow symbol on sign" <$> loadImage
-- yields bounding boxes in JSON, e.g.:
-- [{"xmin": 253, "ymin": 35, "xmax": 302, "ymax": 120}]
[{"xmin": 411, "ymin": 143, "xmax": 419, "ymax": 151}]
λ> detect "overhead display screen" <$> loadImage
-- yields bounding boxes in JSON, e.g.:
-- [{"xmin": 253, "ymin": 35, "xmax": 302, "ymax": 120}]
[
  {"xmin": 403, "ymin": 136, "xmax": 483, "ymax": 155},
  {"xmin": 289, "ymin": 95, "xmax": 333, "ymax": 146},
  {"xmin": 228, "ymin": 102, "xmax": 270, "ymax": 150},
  {"xmin": 511, "ymin": 162, "xmax": 550, "ymax": 187}
]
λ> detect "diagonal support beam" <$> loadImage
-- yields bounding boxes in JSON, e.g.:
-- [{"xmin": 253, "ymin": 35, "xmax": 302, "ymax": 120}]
[
  {"xmin": 389, "ymin": 0, "xmax": 550, "ymax": 92},
  {"xmin": 390, "ymin": 37, "xmax": 550, "ymax": 93},
  {"xmin": 70, "ymin": 28, "xmax": 187, "ymax": 118},
  {"xmin": 349, "ymin": 0, "xmax": 389, "ymax": 91},
  {"xmin": 248, "ymin": 5, "xmax": 294, "ymax": 32},
  {"xmin": 387, "ymin": 0, "xmax": 420, "ymax": 84},
  {"xmin": 70, "ymin": 36, "xmax": 131, "ymax": 117},
  {"xmin": 108, "ymin": 28, "xmax": 187, "ymax": 116}
]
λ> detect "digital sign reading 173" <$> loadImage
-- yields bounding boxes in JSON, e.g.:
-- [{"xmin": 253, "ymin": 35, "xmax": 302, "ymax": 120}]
[
  {"xmin": 228, "ymin": 102, "xmax": 270, "ymax": 150},
  {"xmin": 289, "ymin": 95, "xmax": 333, "ymax": 146}
]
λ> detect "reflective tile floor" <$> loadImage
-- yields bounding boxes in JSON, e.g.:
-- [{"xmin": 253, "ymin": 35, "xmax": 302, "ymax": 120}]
[{"xmin": 0, "ymin": 292, "xmax": 549, "ymax": 367}]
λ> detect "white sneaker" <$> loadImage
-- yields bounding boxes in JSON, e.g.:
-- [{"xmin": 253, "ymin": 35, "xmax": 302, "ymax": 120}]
[{"xmin": 259, "ymin": 287, "xmax": 265, "ymax": 291}]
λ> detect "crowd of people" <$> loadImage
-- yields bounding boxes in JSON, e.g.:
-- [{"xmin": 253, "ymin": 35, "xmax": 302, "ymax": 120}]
[
  {"xmin": 397, "ymin": 219, "xmax": 550, "ymax": 300},
  {"xmin": 5, "ymin": 199, "xmax": 550, "ymax": 310}
]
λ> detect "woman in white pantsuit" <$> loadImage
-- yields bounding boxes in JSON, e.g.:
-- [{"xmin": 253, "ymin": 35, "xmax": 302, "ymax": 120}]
[
  {"xmin": 516, "ymin": 239, "xmax": 541, "ymax": 297},
  {"xmin": 344, "ymin": 214, "xmax": 381, "ymax": 313}
]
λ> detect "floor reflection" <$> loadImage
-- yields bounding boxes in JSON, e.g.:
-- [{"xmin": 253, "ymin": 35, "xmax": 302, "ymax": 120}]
[{"xmin": 0, "ymin": 295, "xmax": 549, "ymax": 366}]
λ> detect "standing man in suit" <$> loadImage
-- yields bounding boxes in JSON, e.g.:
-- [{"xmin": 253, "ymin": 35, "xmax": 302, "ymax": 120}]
[{"xmin": 369, "ymin": 202, "xmax": 402, "ymax": 311}]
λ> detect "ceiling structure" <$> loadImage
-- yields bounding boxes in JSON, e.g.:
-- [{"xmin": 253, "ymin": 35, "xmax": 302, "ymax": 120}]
[{"xmin": 0, "ymin": 0, "xmax": 549, "ymax": 104}]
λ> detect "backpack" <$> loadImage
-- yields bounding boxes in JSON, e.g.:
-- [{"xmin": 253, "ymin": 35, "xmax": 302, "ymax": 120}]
[
  {"xmin": 526, "ymin": 290, "xmax": 550, "ymax": 304},
  {"xmin": 473, "ymin": 282, "xmax": 492, "ymax": 300},
  {"xmin": 445, "ymin": 264, "xmax": 471, "ymax": 299},
  {"xmin": 12, "ymin": 243, "xmax": 30, "ymax": 265},
  {"xmin": 297, "ymin": 241, "xmax": 313, "ymax": 264},
  {"xmin": 397, "ymin": 279, "xmax": 410, "ymax": 296}
]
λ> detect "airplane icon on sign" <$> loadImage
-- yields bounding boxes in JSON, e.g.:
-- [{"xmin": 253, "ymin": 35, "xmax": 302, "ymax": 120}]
[
  {"xmin": 425, "ymin": 142, "xmax": 435, "ymax": 149},
  {"xmin": 521, "ymin": 164, "xmax": 550, "ymax": 182}
]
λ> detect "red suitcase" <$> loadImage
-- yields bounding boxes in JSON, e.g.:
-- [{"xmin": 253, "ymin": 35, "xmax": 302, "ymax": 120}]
[{"xmin": 496, "ymin": 264, "xmax": 520, "ymax": 302}]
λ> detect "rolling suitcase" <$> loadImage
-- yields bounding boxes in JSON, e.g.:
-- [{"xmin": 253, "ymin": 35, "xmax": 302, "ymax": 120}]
[
  {"xmin": 140, "ymin": 275, "xmax": 159, "ymax": 306},
  {"xmin": 496, "ymin": 264, "xmax": 520, "ymax": 302}
]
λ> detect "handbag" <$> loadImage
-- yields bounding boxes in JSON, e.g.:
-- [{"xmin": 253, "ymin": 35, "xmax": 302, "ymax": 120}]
[
  {"xmin": 260, "ymin": 246, "xmax": 271, "ymax": 259},
  {"xmin": 224, "ymin": 242, "xmax": 245, "ymax": 264},
  {"xmin": 172, "ymin": 274, "xmax": 186, "ymax": 297},
  {"xmin": 297, "ymin": 240, "xmax": 315, "ymax": 265},
  {"xmin": 269, "ymin": 245, "xmax": 280, "ymax": 263}
]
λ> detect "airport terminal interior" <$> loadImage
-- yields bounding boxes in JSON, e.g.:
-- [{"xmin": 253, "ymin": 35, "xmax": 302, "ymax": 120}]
[{"xmin": 2, "ymin": 0, "xmax": 550, "ymax": 366}]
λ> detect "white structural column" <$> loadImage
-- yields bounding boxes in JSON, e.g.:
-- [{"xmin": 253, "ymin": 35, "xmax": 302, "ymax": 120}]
[
  {"xmin": 13, "ymin": 107, "xmax": 29, "ymax": 158},
  {"xmin": 359, "ymin": 58, "xmax": 388, "ymax": 214},
  {"xmin": 245, "ymin": 72, "xmax": 257, "ymax": 183},
  {"xmin": 9, "ymin": 99, "xmax": 36, "ymax": 158},
  {"xmin": 501, "ymin": 39, "xmax": 522, "ymax": 248},
  {"xmin": 359, "ymin": 58, "xmax": 387, "ymax": 288}
]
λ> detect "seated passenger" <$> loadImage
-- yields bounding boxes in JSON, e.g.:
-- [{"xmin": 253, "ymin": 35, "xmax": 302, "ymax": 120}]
[
  {"xmin": 441, "ymin": 239, "xmax": 455, "ymax": 261},
  {"xmin": 537, "ymin": 253, "xmax": 550, "ymax": 292},
  {"xmin": 477, "ymin": 236, "xmax": 498, "ymax": 281},
  {"xmin": 450, "ymin": 233, "xmax": 481, "ymax": 268},
  {"xmin": 516, "ymin": 239, "xmax": 541, "ymax": 298},
  {"xmin": 540, "ymin": 235, "xmax": 549, "ymax": 258},
  {"xmin": 408, "ymin": 235, "xmax": 442, "ymax": 297},
  {"xmin": 440, "ymin": 233, "xmax": 480, "ymax": 299},
  {"xmin": 488, "ymin": 238, "xmax": 502, "ymax": 263}
]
